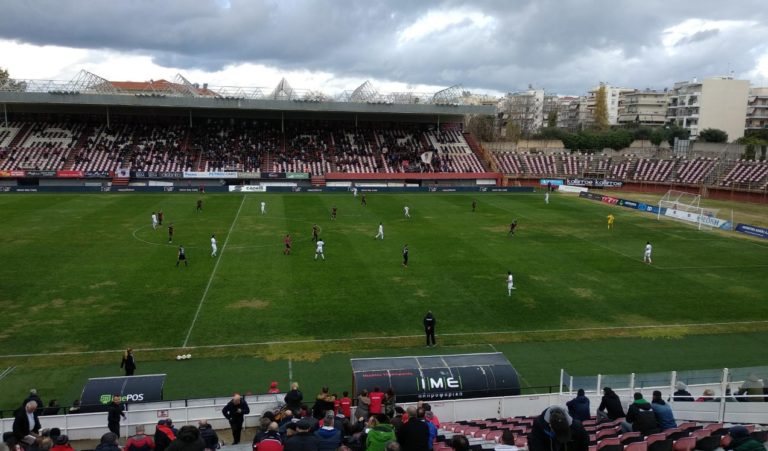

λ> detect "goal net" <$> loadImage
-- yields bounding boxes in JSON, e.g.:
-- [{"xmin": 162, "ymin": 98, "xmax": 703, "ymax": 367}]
[{"xmin": 657, "ymin": 190, "xmax": 726, "ymax": 230}]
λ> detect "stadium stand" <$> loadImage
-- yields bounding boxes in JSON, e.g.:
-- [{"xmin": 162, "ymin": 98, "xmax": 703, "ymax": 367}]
[
  {"xmin": 721, "ymin": 160, "xmax": 768, "ymax": 188},
  {"xmin": 673, "ymin": 158, "xmax": 717, "ymax": 185},
  {"xmin": 632, "ymin": 158, "xmax": 676, "ymax": 182}
]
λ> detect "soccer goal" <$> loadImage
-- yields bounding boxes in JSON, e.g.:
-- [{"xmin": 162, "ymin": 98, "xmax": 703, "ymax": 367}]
[{"xmin": 657, "ymin": 190, "xmax": 724, "ymax": 230}]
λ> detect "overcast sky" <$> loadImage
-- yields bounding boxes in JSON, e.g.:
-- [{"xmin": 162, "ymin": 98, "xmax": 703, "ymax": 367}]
[{"xmin": 1, "ymin": 0, "xmax": 767, "ymax": 96}]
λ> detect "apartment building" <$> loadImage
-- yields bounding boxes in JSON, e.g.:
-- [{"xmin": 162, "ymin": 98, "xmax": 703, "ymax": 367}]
[
  {"xmin": 617, "ymin": 89, "xmax": 668, "ymax": 126},
  {"xmin": 667, "ymin": 77, "xmax": 749, "ymax": 141},
  {"xmin": 746, "ymin": 87, "xmax": 768, "ymax": 131}
]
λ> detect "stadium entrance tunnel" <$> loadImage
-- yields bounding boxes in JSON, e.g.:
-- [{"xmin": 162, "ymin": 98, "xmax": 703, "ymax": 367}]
[{"xmin": 350, "ymin": 352, "xmax": 520, "ymax": 403}]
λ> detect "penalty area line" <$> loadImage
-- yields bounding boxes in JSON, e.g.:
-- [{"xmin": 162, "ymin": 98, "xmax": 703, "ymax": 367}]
[
  {"xmin": 181, "ymin": 195, "xmax": 247, "ymax": 348},
  {"xmin": 3, "ymin": 319, "xmax": 768, "ymax": 359}
]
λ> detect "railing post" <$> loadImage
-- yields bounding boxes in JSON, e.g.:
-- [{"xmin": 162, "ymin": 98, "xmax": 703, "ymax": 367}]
[
  {"xmin": 630, "ymin": 372, "xmax": 636, "ymax": 393},
  {"xmin": 670, "ymin": 371, "xmax": 677, "ymax": 403},
  {"xmin": 559, "ymin": 369, "xmax": 564, "ymax": 395},
  {"xmin": 596, "ymin": 374, "xmax": 602, "ymax": 396},
  {"xmin": 719, "ymin": 368, "xmax": 729, "ymax": 423}
]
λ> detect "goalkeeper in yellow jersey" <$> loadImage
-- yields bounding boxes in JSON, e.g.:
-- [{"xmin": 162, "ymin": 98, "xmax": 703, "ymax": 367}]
[{"xmin": 607, "ymin": 214, "xmax": 615, "ymax": 229}]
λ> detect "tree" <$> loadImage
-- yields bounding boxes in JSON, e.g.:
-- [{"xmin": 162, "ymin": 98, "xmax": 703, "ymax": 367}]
[
  {"xmin": 698, "ymin": 128, "xmax": 728, "ymax": 143},
  {"xmin": 649, "ymin": 128, "xmax": 668, "ymax": 147},
  {"xmin": 666, "ymin": 124, "xmax": 690, "ymax": 146},
  {"xmin": 632, "ymin": 126, "xmax": 653, "ymax": 141},
  {"xmin": 546, "ymin": 110, "xmax": 558, "ymax": 128},
  {"xmin": 592, "ymin": 83, "xmax": 609, "ymax": 130},
  {"xmin": 466, "ymin": 115, "xmax": 496, "ymax": 142},
  {"xmin": 505, "ymin": 121, "xmax": 522, "ymax": 143},
  {"xmin": 737, "ymin": 134, "xmax": 768, "ymax": 160},
  {"xmin": 535, "ymin": 127, "xmax": 566, "ymax": 140},
  {"xmin": 0, "ymin": 67, "xmax": 25, "ymax": 91}
]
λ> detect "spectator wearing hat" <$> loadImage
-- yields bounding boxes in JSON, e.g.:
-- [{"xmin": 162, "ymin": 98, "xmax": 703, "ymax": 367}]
[
  {"xmin": 155, "ymin": 420, "xmax": 177, "ymax": 451},
  {"xmin": 671, "ymin": 382, "xmax": 694, "ymax": 402},
  {"xmin": 284, "ymin": 419, "xmax": 319, "ymax": 451},
  {"xmin": 650, "ymin": 391, "xmax": 676, "ymax": 431},
  {"xmin": 96, "ymin": 433, "xmax": 121, "ymax": 451},
  {"xmin": 126, "ymin": 425, "xmax": 155, "ymax": 451},
  {"xmin": 51, "ymin": 435, "xmax": 74, "ymax": 451},
  {"xmin": 197, "ymin": 420, "xmax": 219, "ymax": 451},
  {"xmin": 597, "ymin": 387, "xmax": 625, "ymax": 421},
  {"xmin": 167, "ymin": 426, "xmax": 205, "ymax": 451},
  {"xmin": 566, "ymin": 389, "xmax": 591, "ymax": 422},
  {"xmin": 528, "ymin": 406, "xmax": 589, "ymax": 451},
  {"xmin": 622, "ymin": 393, "xmax": 659, "ymax": 435},
  {"xmin": 725, "ymin": 426, "xmax": 764, "ymax": 451},
  {"xmin": 222, "ymin": 393, "xmax": 250, "ymax": 445},
  {"xmin": 268, "ymin": 382, "xmax": 281, "ymax": 394}
]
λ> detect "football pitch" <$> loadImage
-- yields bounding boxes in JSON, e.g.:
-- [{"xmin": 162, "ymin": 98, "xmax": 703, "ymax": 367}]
[{"xmin": 1, "ymin": 191, "xmax": 767, "ymax": 410}]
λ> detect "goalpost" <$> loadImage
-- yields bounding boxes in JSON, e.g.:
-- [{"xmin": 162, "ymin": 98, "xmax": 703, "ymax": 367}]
[{"xmin": 657, "ymin": 190, "xmax": 725, "ymax": 231}]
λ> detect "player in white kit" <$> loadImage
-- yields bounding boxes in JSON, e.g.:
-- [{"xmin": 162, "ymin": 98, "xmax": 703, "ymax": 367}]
[
  {"xmin": 375, "ymin": 222, "xmax": 384, "ymax": 240},
  {"xmin": 545, "ymin": 191, "xmax": 549, "ymax": 204},
  {"xmin": 315, "ymin": 238, "xmax": 325, "ymax": 260},
  {"xmin": 211, "ymin": 234, "xmax": 218, "ymax": 257},
  {"xmin": 404, "ymin": 206, "xmax": 411, "ymax": 218},
  {"xmin": 643, "ymin": 241, "xmax": 652, "ymax": 264},
  {"xmin": 151, "ymin": 212, "xmax": 158, "ymax": 230},
  {"xmin": 507, "ymin": 271, "xmax": 516, "ymax": 296},
  {"xmin": 260, "ymin": 201, "xmax": 266, "ymax": 214}
]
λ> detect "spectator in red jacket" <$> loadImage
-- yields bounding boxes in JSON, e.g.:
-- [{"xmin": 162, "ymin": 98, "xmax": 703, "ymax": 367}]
[
  {"xmin": 268, "ymin": 382, "xmax": 280, "ymax": 394},
  {"xmin": 369, "ymin": 387, "xmax": 385, "ymax": 415},
  {"xmin": 126, "ymin": 425, "xmax": 155, "ymax": 451},
  {"xmin": 51, "ymin": 435, "xmax": 76, "ymax": 451}
]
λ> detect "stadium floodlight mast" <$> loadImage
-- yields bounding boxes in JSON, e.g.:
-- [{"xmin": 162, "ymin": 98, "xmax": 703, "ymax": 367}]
[
  {"xmin": 172, "ymin": 73, "xmax": 201, "ymax": 97},
  {"xmin": 350, "ymin": 80, "xmax": 380, "ymax": 103},
  {"xmin": 68, "ymin": 70, "xmax": 118, "ymax": 95},
  {"xmin": 432, "ymin": 84, "xmax": 463, "ymax": 106},
  {"xmin": 270, "ymin": 78, "xmax": 295, "ymax": 100}
]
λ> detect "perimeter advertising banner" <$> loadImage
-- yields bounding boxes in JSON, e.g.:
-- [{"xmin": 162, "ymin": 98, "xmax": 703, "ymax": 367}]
[
  {"xmin": 25, "ymin": 170, "xmax": 57, "ymax": 177},
  {"xmin": 0, "ymin": 170, "xmax": 26, "ymax": 177},
  {"xmin": 735, "ymin": 223, "xmax": 768, "ymax": 239},
  {"xmin": 183, "ymin": 171, "xmax": 237, "ymax": 179},
  {"xmin": 567, "ymin": 178, "xmax": 623, "ymax": 188},
  {"xmin": 56, "ymin": 170, "xmax": 84, "ymax": 178},
  {"xmin": 80, "ymin": 374, "xmax": 165, "ymax": 412},
  {"xmin": 132, "ymin": 171, "xmax": 184, "ymax": 178},
  {"xmin": 539, "ymin": 178, "xmax": 564, "ymax": 186}
]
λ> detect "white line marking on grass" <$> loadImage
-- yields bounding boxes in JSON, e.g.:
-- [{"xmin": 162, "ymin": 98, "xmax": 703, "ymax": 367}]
[
  {"xmin": 4, "ymin": 320, "xmax": 768, "ymax": 359},
  {"xmin": 655, "ymin": 264, "xmax": 768, "ymax": 270},
  {"xmin": 182, "ymin": 195, "xmax": 247, "ymax": 348},
  {"xmin": 132, "ymin": 223, "xmax": 200, "ymax": 248},
  {"xmin": 0, "ymin": 366, "xmax": 16, "ymax": 381}
]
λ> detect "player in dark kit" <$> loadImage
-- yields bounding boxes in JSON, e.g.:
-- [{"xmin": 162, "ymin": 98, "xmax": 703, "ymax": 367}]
[
  {"xmin": 283, "ymin": 234, "xmax": 292, "ymax": 255},
  {"xmin": 361, "ymin": 193, "xmax": 367, "ymax": 206},
  {"xmin": 423, "ymin": 311, "xmax": 436, "ymax": 347},
  {"xmin": 176, "ymin": 245, "xmax": 188, "ymax": 267},
  {"xmin": 331, "ymin": 206, "xmax": 337, "ymax": 220},
  {"xmin": 196, "ymin": 199, "xmax": 203, "ymax": 212},
  {"xmin": 312, "ymin": 224, "xmax": 319, "ymax": 242},
  {"xmin": 507, "ymin": 220, "xmax": 517, "ymax": 236},
  {"xmin": 168, "ymin": 223, "xmax": 174, "ymax": 243},
  {"xmin": 157, "ymin": 210, "xmax": 164, "ymax": 225},
  {"xmin": 472, "ymin": 199, "xmax": 477, "ymax": 212},
  {"xmin": 402, "ymin": 244, "xmax": 409, "ymax": 267}
]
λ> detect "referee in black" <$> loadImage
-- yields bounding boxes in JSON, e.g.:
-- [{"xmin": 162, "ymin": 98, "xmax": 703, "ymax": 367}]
[{"xmin": 423, "ymin": 311, "xmax": 436, "ymax": 347}]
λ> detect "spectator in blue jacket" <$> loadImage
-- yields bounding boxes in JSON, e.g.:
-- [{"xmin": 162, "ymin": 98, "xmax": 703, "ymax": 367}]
[
  {"xmin": 566, "ymin": 389, "xmax": 591, "ymax": 422},
  {"xmin": 314, "ymin": 411, "xmax": 341, "ymax": 451},
  {"xmin": 650, "ymin": 391, "xmax": 676, "ymax": 430}
]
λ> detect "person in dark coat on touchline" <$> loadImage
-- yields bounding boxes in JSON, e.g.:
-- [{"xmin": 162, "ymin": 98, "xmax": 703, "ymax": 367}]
[
  {"xmin": 423, "ymin": 311, "xmax": 436, "ymax": 347},
  {"xmin": 107, "ymin": 395, "xmax": 126, "ymax": 437},
  {"xmin": 121, "ymin": 348, "xmax": 136, "ymax": 376}
]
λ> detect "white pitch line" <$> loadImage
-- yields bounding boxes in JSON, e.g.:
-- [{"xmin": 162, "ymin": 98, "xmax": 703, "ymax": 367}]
[
  {"xmin": 182, "ymin": 195, "xmax": 247, "ymax": 348},
  {"xmin": 0, "ymin": 365, "xmax": 16, "ymax": 381},
  {"xmin": 3, "ymin": 319, "xmax": 768, "ymax": 359}
]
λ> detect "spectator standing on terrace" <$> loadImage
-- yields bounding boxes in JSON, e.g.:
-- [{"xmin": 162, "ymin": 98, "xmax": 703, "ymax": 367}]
[
  {"xmin": 528, "ymin": 406, "xmax": 589, "ymax": 451},
  {"xmin": 107, "ymin": 395, "xmax": 126, "ymax": 437},
  {"xmin": 368, "ymin": 388, "xmax": 385, "ymax": 416},
  {"xmin": 125, "ymin": 425, "xmax": 154, "ymax": 451},
  {"xmin": 12, "ymin": 401, "xmax": 40, "ymax": 441},
  {"xmin": 338, "ymin": 392, "xmax": 352, "ymax": 419},
  {"xmin": 671, "ymin": 382, "xmax": 693, "ymax": 401},
  {"xmin": 356, "ymin": 390, "xmax": 371, "ymax": 421},
  {"xmin": 566, "ymin": 389, "xmax": 590, "ymax": 422},
  {"xmin": 314, "ymin": 412, "xmax": 341, "ymax": 451},
  {"xmin": 313, "ymin": 388, "xmax": 335, "ymax": 419},
  {"xmin": 154, "ymin": 420, "xmax": 176, "ymax": 451},
  {"xmin": 597, "ymin": 387, "xmax": 625, "ymax": 421},
  {"xmin": 367, "ymin": 415, "xmax": 396, "ymax": 451},
  {"xmin": 285, "ymin": 383, "xmax": 304, "ymax": 414},
  {"xmin": 152, "ymin": 212, "xmax": 159, "ymax": 230},
  {"xmin": 423, "ymin": 311, "xmax": 436, "ymax": 347},
  {"xmin": 383, "ymin": 388, "xmax": 396, "ymax": 418},
  {"xmin": 268, "ymin": 382, "xmax": 281, "ymax": 394},
  {"xmin": 650, "ymin": 390, "xmax": 676, "ymax": 430},
  {"xmin": 121, "ymin": 348, "xmax": 136, "ymax": 376},
  {"xmin": 375, "ymin": 223, "xmax": 384, "ymax": 240},
  {"xmin": 396, "ymin": 406, "xmax": 429, "ymax": 451},
  {"xmin": 222, "ymin": 394, "xmax": 250, "ymax": 445},
  {"xmin": 261, "ymin": 201, "xmax": 267, "ymax": 215}
]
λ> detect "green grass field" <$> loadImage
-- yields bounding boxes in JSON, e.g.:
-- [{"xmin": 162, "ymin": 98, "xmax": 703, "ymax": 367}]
[{"xmin": 1, "ymin": 191, "xmax": 767, "ymax": 411}]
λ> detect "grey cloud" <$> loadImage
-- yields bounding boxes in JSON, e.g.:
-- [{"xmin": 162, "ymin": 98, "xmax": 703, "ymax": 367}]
[
  {"xmin": 675, "ymin": 29, "xmax": 720, "ymax": 47},
  {"xmin": 0, "ymin": 0, "xmax": 766, "ymax": 93}
]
